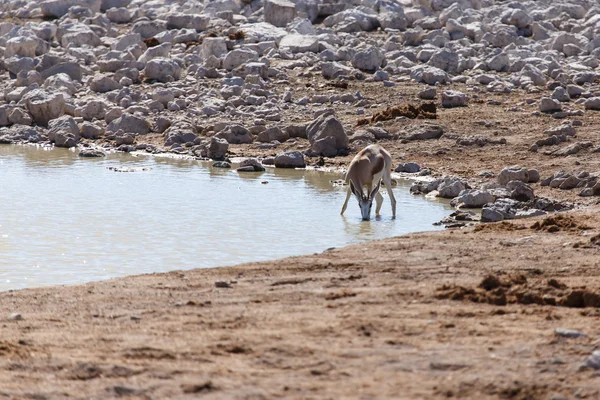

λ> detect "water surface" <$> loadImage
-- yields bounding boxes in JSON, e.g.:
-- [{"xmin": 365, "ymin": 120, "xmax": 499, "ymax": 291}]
[{"xmin": 0, "ymin": 145, "xmax": 452, "ymax": 291}]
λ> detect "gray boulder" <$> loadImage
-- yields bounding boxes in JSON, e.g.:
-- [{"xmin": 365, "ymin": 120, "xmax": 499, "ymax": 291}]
[
  {"xmin": 274, "ymin": 151, "xmax": 306, "ymax": 168},
  {"xmin": 539, "ymin": 97, "xmax": 562, "ymax": 113},
  {"xmin": 507, "ymin": 181, "xmax": 535, "ymax": 201},
  {"xmin": 453, "ymin": 189, "xmax": 495, "ymax": 208},
  {"xmin": 48, "ymin": 115, "xmax": 79, "ymax": 148},
  {"xmin": 437, "ymin": 177, "xmax": 466, "ymax": 199},
  {"xmin": 107, "ymin": 114, "xmax": 150, "ymax": 135},
  {"xmin": 498, "ymin": 166, "xmax": 530, "ymax": 186},
  {"xmin": 144, "ymin": 58, "xmax": 182, "ymax": 82},
  {"xmin": 352, "ymin": 47, "xmax": 385, "ymax": 72},
  {"xmin": 264, "ymin": 0, "xmax": 296, "ymax": 28},
  {"xmin": 257, "ymin": 127, "xmax": 289, "ymax": 143},
  {"xmin": 90, "ymin": 75, "xmax": 122, "ymax": 93},
  {"xmin": 441, "ymin": 90, "xmax": 468, "ymax": 108},
  {"xmin": 306, "ymin": 115, "xmax": 348, "ymax": 157},
  {"xmin": 215, "ymin": 125, "xmax": 253, "ymax": 144},
  {"xmin": 207, "ymin": 137, "xmax": 228, "ymax": 160},
  {"xmin": 21, "ymin": 89, "xmax": 65, "ymax": 126},
  {"xmin": 395, "ymin": 162, "xmax": 421, "ymax": 173}
]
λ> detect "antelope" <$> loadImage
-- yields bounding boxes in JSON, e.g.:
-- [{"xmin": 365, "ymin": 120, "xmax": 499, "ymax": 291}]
[{"xmin": 341, "ymin": 144, "xmax": 397, "ymax": 221}]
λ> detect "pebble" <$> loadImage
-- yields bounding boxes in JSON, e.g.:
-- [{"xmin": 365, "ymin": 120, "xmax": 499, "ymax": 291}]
[{"xmin": 554, "ymin": 328, "xmax": 586, "ymax": 338}]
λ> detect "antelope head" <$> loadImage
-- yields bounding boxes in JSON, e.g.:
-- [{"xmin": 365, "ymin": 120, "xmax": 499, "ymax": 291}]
[{"xmin": 350, "ymin": 180, "xmax": 381, "ymax": 221}]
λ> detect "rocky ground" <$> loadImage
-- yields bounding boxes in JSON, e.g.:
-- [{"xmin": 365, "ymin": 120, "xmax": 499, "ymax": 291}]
[
  {"xmin": 1, "ymin": 0, "xmax": 600, "ymax": 223},
  {"xmin": 3, "ymin": 0, "xmax": 600, "ymax": 397}
]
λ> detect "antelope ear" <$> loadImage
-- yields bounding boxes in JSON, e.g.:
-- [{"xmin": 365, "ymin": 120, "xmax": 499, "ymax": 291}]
[{"xmin": 370, "ymin": 180, "xmax": 382, "ymax": 199}]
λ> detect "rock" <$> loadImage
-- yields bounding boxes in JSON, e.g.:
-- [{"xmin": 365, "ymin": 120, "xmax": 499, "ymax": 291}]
[
  {"xmin": 527, "ymin": 169, "xmax": 540, "ymax": 183},
  {"xmin": 78, "ymin": 149, "xmax": 106, "ymax": 157},
  {"xmin": 539, "ymin": 98, "xmax": 562, "ymax": 113},
  {"xmin": 558, "ymin": 175, "xmax": 580, "ymax": 190},
  {"xmin": 48, "ymin": 115, "xmax": 79, "ymax": 148},
  {"xmin": 239, "ymin": 158, "xmax": 265, "ymax": 172},
  {"xmin": 554, "ymin": 328, "xmax": 586, "ymax": 339},
  {"xmin": 352, "ymin": 47, "xmax": 384, "ymax": 72},
  {"xmin": 583, "ymin": 351, "xmax": 600, "ymax": 370},
  {"xmin": 6, "ymin": 36, "xmax": 38, "ymax": 58},
  {"xmin": 506, "ymin": 180, "xmax": 535, "ymax": 201},
  {"xmin": 264, "ymin": 0, "xmax": 296, "ymax": 28},
  {"xmin": 7, "ymin": 313, "xmax": 22, "ymax": 321},
  {"xmin": 437, "ymin": 177, "xmax": 465, "ymax": 199},
  {"xmin": 222, "ymin": 48, "xmax": 259, "ymax": 71},
  {"xmin": 212, "ymin": 161, "xmax": 231, "ymax": 168},
  {"xmin": 257, "ymin": 127, "xmax": 289, "ymax": 143},
  {"xmin": 544, "ymin": 124, "xmax": 575, "ymax": 137},
  {"xmin": 279, "ymin": 35, "xmax": 319, "ymax": 54},
  {"xmin": 21, "ymin": 89, "xmax": 65, "ymax": 126},
  {"xmin": 429, "ymin": 49, "xmax": 459, "ymax": 74},
  {"xmin": 410, "ymin": 66, "xmax": 449, "ymax": 85},
  {"xmin": 90, "ymin": 75, "xmax": 122, "ymax": 93},
  {"xmin": 107, "ymin": 114, "xmax": 150, "ymax": 135},
  {"xmin": 453, "ymin": 189, "xmax": 495, "ymax": 208},
  {"xmin": 441, "ymin": 90, "xmax": 468, "ymax": 108},
  {"xmin": 514, "ymin": 209, "xmax": 547, "ymax": 219},
  {"xmin": 41, "ymin": 0, "xmax": 100, "ymax": 18},
  {"xmin": 215, "ymin": 125, "xmax": 253, "ymax": 144},
  {"xmin": 551, "ymin": 143, "xmax": 583, "ymax": 157},
  {"xmin": 418, "ymin": 88, "xmax": 436, "ymax": 100},
  {"xmin": 395, "ymin": 162, "xmax": 421, "ymax": 173},
  {"xmin": 144, "ymin": 58, "xmax": 181, "ymax": 83},
  {"xmin": 40, "ymin": 62, "xmax": 83, "ymax": 82},
  {"xmin": 322, "ymin": 62, "xmax": 354, "ymax": 80},
  {"xmin": 402, "ymin": 124, "xmax": 444, "ymax": 141},
  {"xmin": 498, "ymin": 166, "xmax": 530, "ymax": 186},
  {"xmin": 237, "ymin": 166, "xmax": 258, "ymax": 172},
  {"xmin": 274, "ymin": 151, "xmax": 306, "ymax": 168},
  {"xmin": 285, "ymin": 124, "xmax": 307, "ymax": 139},
  {"xmin": 139, "ymin": 43, "xmax": 171, "ymax": 63},
  {"xmin": 551, "ymin": 87, "xmax": 570, "ymax": 102},
  {"xmin": 481, "ymin": 207, "xmax": 505, "ymax": 222},
  {"xmin": 80, "ymin": 122, "xmax": 104, "ymax": 139},
  {"xmin": 115, "ymin": 133, "xmax": 134, "ymax": 145},
  {"xmin": 584, "ymin": 97, "xmax": 600, "ymax": 110},
  {"xmin": 207, "ymin": 137, "xmax": 229, "ymax": 160},
  {"xmin": 481, "ymin": 198, "xmax": 520, "ymax": 222},
  {"xmin": 306, "ymin": 115, "xmax": 348, "ymax": 157},
  {"xmin": 163, "ymin": 122, "xmax": 197, "ymax": 146},
  {"xmin": 106, "ymin": 7, "xmax": 132, "ymax": 23}
]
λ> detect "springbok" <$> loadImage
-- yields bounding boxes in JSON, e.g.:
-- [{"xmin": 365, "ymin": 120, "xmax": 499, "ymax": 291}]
[{"xmin": 341, "ymin": 144, "xmax": 397, "ymax": 221}]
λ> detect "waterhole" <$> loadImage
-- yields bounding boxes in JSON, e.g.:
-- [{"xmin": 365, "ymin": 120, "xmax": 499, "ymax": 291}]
[{"xmin": 0, "ymin": 145, "xmax": 452, "ymax": 291}]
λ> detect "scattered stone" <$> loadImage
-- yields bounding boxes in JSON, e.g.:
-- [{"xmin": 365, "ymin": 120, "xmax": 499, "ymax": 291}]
[
  {"xmin": 539, "ymin": 98, "xmax": 562, "ymax": 113},
  {"xmin": 401, "ymin": 123, "xmax": 444, "ymax": 141},
  {"xmin": 78, "ymin": 149, "xmax": 106, "ymax": 157},
  {"xmin": 395, "ymin": 162, "xmax": 421, "ymax": 173},
  {"xmin": 507, "ymin": 181, "xmax": 535, "ymax": 201},
  {"xmin": 452, "ymin": 190, "xmax": 495, "ymax": 208},
  {"xmin": 7, "ymin": 313, "xmax": 22, "ymax": 321},
  {"xmin": 239, "ymin": 158, "xmax": 265, "ymax": 172},
  {"xmin": 441, "ymin": 90, "xmax": 468, "ymax": 108},
  {"xmin": 306, "ymin": 115, "xmax": 348, "ymax": 157},
  {"xmin": 274, "ymin": 151, "xmax": 306, "ymax": 168},
  {"xmin": 498, "ymin": 166, "xmax": 530, "ymax": 186},
  {"xmin": 554, "ymin": 328, "xmax": 586, "ymax": 339}
]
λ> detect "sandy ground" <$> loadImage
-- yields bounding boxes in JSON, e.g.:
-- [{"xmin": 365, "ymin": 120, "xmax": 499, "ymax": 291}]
[{"xmin": 1, "ymin": 209, "xmax": 600, "ymax": 399}]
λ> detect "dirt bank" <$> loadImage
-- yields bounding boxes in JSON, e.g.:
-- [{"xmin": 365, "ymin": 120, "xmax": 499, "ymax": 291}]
[{"xmin": 1, "ymin": 209, "xmax": 600, "ymax": 399}]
